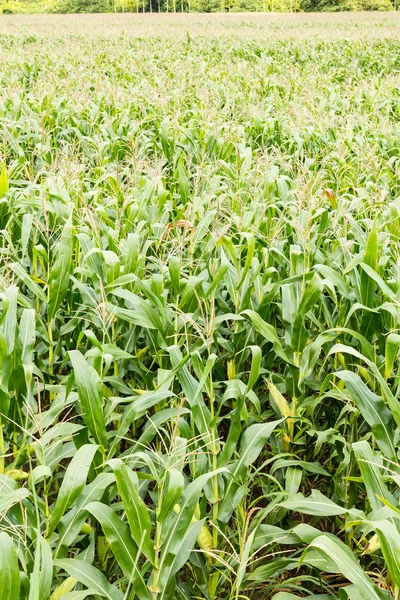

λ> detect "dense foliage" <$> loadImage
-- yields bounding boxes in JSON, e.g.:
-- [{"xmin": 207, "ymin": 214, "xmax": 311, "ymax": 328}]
[
  {"xmin": 0, "ymin": 0, "xmax": 396, "ymax": 14},
  {"xmin": 1, "ymin": 13, "xmax": 400, "ymax": 600}
]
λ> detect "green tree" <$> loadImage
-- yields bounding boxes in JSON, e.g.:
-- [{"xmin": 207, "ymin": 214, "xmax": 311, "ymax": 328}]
[
  {"xmin": 56, "ymin": 0, "xmax": 110, "ymax": 12},
  {"xmin": 301, "ymin": 0, "xmax": 359, "ymax": 11}
]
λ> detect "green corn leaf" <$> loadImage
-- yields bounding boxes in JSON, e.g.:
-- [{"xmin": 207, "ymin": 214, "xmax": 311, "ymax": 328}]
[
  {"xmin": 108, "ymin": 388, "xmax": 175, "ymax": 458},
  {"xmin": 48, "ymin": 215, "xmax": 73, "ymax": 321},
  {"xmin": 359, "ymin": 262, "xmax": 395, "ymax": 301},
  {"xmin": 0, "ymin": 532, "xmax": 20, "ymax": 600},
  {"xmin": 247, "ymin": 557, "xmax": 298, "ymax": 581},
  {"xmin": 102, "ymin": 250, "xmax": 120, "ymax": 285},
  {"xmin": 59, "ymin": 593, "xmax": 95, "ymax": 600},
  {"xmin": 168, "ymin": 345, "xmax": 212, "ymax": 437},
  {"xmin": 9, "ymin": 262, "xmax": 47, "ymax": 303},
  {"xmin": 85, "ymin": 502, "xmax": 151, "ymax": 600},
  {"xmin": 58, "ymin": 592, "xmax": 95, "ymax": 600},
  {"xmin": 353, "ymin": 440, "xmax": 395, "ymax": 512},
  {"xmin": 241, "ymin": 310, "xmax": 293, "ymax": 364},
  {"xmin": 273, "ymin": 594, "xmax": 336, "ymax": 600},
  {"xmin": 340, "ymin": 586, "xmax": 368, "ymax": 600},
  {"xmin": 176, "ymin": 163, "xmax": 190, "ymax": 204},
  {"xmin": 244, "ymin": 344, "xmax": 262, "ymax": 393},
  {"xmin": 385, "ymin": 333, "xmax": 400, "ymax": 379},
  {"xmin": 237, "ymin": 232, "xmax": 255, "ymax": 288},
  {"xmin": 130, "ymin": 407, "xmax": 191, "ymax": 454},
  {"xmin": 158, "ymin": 519, "xmax": 204, "ymax": 600},
  {"xmin": 329, "ymin": 343, "xmax": 400, "ymax": 428},
  {"xmin": 205, "ymin": 264, "xmax": 229, "ymax": 299},
  {"xmin": 303, "ymin": 535, "xmax": 389, "ymax": 600},
  {"xmin": 108, "ymin": 459, "xmax": 155, "ymax": 564},
  {"xmin": 0, "ymin": 488, "xmax": 30, "ymax": 513},
  {"xmin": 279, "ymin": 490, "xmax": 347, "ymax": 516},
  {"xmin": 28, "ymin": 536, "xmax": 53, "ymax": 600},
  {"xmin": 236, "ymin": 530, "xmax": 257, "ymax": 590},
  {"xmin": 47, "ymin": 444, "xmax": 99, "ymax": 536},
  {"xmin": 218, "ymin": 419, "xmax": 284, "ymax": 522},
  {"xmin": 168, "ymin": 256, "xmax": 181, "ymax": 294},
  {"xmin": 111, "ymin": 288, "xmax": 165, "ymax": 334},
  {"xmin": 124, "ymin": 232, "xmax": 140, "ymax": 275},
  {"xmin": 369, "ymin": 520, "xmax": 400, "ymax": 588},
  {"xmin": 157, "ymin": 468, "xmax": 228, "ymax": 591},
  {"xmin": 253, "ymin": 524, "xmax": 301, "ymax": 549},
  {"xmin": 53, "ymin": 559, "xmax": 124, "ymax": 600},
  {"xmin": 69, "ymin": 350, "xmax": 108, "ymax": 448},
  {"xmin": 291, "ymin": 273, "xmax": 324, "ymax": 353},
  {"xmin": 313, "ymin": 263, "xmax": 350, "ymax": 298},
  {"xmin": 57, "ymin": 472, "xmax": 115, "ymax": 552},
  {"xmin": 157, "ymin": 468, "xmax": 184, "ymax": 523},
  {"xmin": 19, "ymin": 308, "xmax": 36, "ymax": 365},
  {"xmin": 217, "ymin": 384, "xmax": 245, "ymax": 469},
  {"xmin": 360, "ymin": 225, "xmax": 378, "ymax": 308},
  {"xmin": 335, "ymin": 370, "xmax": 397, "ymax": 461}
]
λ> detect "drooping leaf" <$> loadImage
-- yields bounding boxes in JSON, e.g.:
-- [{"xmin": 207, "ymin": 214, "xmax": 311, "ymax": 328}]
[
  {"xmin": 303, "ymin": 535, "xmax": 389, "ymax": 600},
  {"xmin": 335, "ymin": 370, "xmax": 396, "ymax": 461},
  {"xmin": 279, "ymin": 490, "xmax": 347, "ymax": 517},
  {"xmin": 54, "ymin": 560, "xmax": 124, "ymax": 600}
]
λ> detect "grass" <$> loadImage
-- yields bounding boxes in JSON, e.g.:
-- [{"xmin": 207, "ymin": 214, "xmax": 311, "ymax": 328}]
[{"xmin": 1, "ymin": 12, "xmax": 400, "ymax": 600}]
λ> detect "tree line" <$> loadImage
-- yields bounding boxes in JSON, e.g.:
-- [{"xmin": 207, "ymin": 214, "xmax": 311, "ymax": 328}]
[
  {"xmin": 56, "ymin": 0, "xmax": 396, "ymax": 10},
  {"xmin": 0, "ymin": 0, "xmax": 396, "ymax": 17}
]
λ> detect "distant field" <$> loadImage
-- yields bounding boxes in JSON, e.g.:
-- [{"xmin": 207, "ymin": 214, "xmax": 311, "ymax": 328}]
[
  {"xmin": 1, "ymin": 11, "xmax": 400, "ymax": 39},
  {"xmin": 1, "ymin": 11, "xmax": 400, "ymax": 37},
  {"xmin": 1, "ymin": 12, "xmax": 400, "ymax": 600}
]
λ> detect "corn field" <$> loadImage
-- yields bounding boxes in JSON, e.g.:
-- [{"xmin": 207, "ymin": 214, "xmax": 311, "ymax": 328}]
[{"xmin": 1, "ymin": 13, "xmax": 400, "ymax": 600}]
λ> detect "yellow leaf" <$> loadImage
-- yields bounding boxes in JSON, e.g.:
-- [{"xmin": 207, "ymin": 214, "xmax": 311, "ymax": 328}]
[
  {"xmin": 49, "ymin": 576, "xmax": 77, "ymax": 600},
  {"xmin": 227, "ymin": 360, "xmax": 236, "ymax": 380},
  {"xmin": 0, "ymin": 162, "xmax": 9, "ymax": 198},
  {"xmin": 197, "ymin": 523, "xmax": 213, "ymax": 552},
  {"xmin": 363, "ymin": 533, "xmax": 380, "ymax": 555},
  {"xmin": 269, "ymin": 381, "xmax": 292, "ymax": 420}
]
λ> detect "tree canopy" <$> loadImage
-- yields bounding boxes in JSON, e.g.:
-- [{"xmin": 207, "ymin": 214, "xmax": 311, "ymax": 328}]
[{"xmin": 0, "ymin": 0, "xmax": 395, "ymax": 14}]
